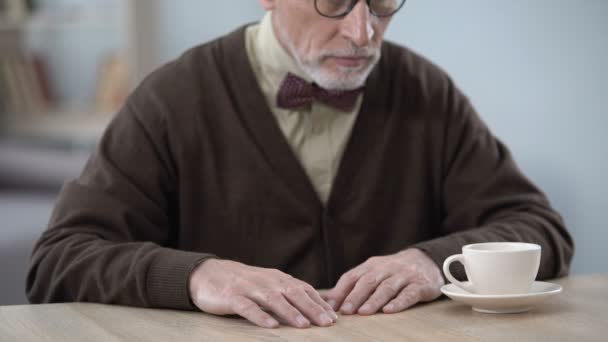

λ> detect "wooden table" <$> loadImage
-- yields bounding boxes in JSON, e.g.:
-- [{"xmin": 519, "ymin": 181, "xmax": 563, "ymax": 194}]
[{"xmin": 1, "ymin": 274, "xmax": 606, "ymax": 341}]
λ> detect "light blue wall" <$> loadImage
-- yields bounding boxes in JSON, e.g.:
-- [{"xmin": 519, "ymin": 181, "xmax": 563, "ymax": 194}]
[
  {"xmin": 33, "ymin": 0, "xmax": 608, "ymax": 274},
  {"xmin": 383, "ymin": 0, "xmax": 608, "ymax": 274},
  {"xmin": 150, "ymin": 0, "xmax": 264, "ymax": 66}
]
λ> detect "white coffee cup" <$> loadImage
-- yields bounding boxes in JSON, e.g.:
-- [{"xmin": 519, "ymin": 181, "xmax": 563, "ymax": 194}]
[{"xmin": 442, "ymin": 242, "xmax": 541, "ymax": 295}]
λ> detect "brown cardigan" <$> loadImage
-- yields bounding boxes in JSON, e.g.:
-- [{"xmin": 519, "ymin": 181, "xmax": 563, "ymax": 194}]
[{"xmin": 26, "ymin": 25, "xmax": 574, "ymax": 310}]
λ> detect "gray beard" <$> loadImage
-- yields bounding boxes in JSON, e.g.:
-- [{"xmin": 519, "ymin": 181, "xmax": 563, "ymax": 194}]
[
  {"xmin": 298, "ymin": 53, "xmax": 381, "ymax": 90},
  {"xmin": 278, "ymin": 26, "xmax": 381, "ymax": 91}
]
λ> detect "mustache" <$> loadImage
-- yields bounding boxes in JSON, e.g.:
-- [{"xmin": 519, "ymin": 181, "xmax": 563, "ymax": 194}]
[{"xmin": 318, "ymin": 45, "xmax": 380, "ymax": 59}]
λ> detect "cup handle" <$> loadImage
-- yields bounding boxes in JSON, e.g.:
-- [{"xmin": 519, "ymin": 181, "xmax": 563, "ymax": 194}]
[{"xmin": 443, "ymin": 254, "xmax": 475, "ymax": 293}]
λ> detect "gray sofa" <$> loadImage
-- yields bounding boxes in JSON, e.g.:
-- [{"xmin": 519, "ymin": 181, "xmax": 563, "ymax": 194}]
[
  {"xmin": 0, "ymin": 141, "xmax": 90, "ymax": 305},
  {"xmin": 0, "ymin": 192, "xmax": 57, "ymax": 305}
]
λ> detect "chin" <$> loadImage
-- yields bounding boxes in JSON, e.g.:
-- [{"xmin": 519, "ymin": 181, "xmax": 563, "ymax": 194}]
[
  {"xmin": 311, "ymin": 68, "xmax": 372, "ymax": 90},
  {"xmin": 297, "ymin": 52, "xmax": 380, "ymax": 90}
]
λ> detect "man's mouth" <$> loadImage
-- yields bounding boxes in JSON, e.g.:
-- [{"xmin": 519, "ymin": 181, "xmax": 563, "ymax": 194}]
[{"xmin": 328, "ymin": 56, "xmax": 370, "ymax": 68}]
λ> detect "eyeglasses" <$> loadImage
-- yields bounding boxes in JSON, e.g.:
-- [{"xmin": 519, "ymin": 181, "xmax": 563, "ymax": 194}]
[{"xmin": 314, "ymin": 0, "xmax": 406, "ymax": 18}]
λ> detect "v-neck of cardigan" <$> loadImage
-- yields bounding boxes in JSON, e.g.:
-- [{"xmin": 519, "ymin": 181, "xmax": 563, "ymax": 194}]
[{"xmin": 219, "ymin": 24, "xmax": 389, "ymax": 216}]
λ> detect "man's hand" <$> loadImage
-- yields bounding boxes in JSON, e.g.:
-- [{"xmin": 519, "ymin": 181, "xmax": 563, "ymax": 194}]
[
  {"xmin": 189, "ymin": 259, "xmax": 338, "ymax": 329},
  {"xmin": 320, "ymin": 248, "xmax": 444, "ymax": 315}
]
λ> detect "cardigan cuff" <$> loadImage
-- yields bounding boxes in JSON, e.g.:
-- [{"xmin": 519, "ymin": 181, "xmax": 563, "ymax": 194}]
[{"xmin": 146, "ymin": 248, "xmax": 217, "ymax": 310}]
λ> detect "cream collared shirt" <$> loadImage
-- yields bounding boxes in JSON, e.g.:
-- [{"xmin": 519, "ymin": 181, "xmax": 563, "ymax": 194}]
[{"xmin": 245, "ymin": 12, "xmax": 362, "ymax": 204}]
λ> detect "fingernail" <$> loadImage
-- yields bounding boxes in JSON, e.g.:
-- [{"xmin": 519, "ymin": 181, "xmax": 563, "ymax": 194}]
[
  {"xmin": 329, "ymin": 311, "xmax": 339, "ymax": 321},
  {"xmin": 359, "ymin": 304, "xmax": 371, "ymax": 313},
  {"xmin": 327, "ymin": 299, "xmax": 337, "ymax": 310},
  {"xmin": 296, "ymin": 315, "xmax": 310, "ymax": 328},
  {"xmin": 319, "ymin": 313, "xmax": 333, "ymax": 325},
  {"xmin": 265, "ymin": 318, "xmax": 279, "ymax": 328},
  {"xmin": 340, "ymin": 302, "xmax": 353, "ymax": 314}
]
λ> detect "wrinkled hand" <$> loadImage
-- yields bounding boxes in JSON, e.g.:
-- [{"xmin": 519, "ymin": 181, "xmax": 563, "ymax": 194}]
[
  {"xmin": 320, "ymin": 248, "xmax": 444, "ymax": 315},
  {"xmin": 189, "ymin": 259, "xmax": 338, "ymax": 329}
]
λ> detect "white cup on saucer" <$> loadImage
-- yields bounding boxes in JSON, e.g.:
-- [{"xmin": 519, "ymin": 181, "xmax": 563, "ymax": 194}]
[{"xmin": 442, "ymin": 242, "xmax": 541, "ymax": 295}]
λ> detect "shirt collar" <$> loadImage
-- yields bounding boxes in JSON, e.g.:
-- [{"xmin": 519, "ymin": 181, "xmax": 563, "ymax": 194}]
[{"xmin": 252, "ymin": 12, "xmax": 313, "ymax": 92}]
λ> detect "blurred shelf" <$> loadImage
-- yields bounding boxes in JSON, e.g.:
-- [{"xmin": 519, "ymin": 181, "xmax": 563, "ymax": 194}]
[
  {"xmin": 1, "ymin": 1, "xmax": 135, "ymax": 152},
  {"xmin": 0, "ymin": 20, "xmax": 25, "ymax": 31},
  {"xmin": 3, "ymin": 108, "xmax": 115, "ymax": 151},
  {"xmin": 0, "ymin": 18, "xmax": 119, "ymax": 32},
  {"xmin": 26, "ymin": 17, "xmax": 120, "ymax": 32}
]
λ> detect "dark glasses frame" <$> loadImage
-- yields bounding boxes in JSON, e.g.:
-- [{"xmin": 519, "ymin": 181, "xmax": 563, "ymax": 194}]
[{"xmin": 314, "ymin": 0, "xmax": 407, "ymax": 19}]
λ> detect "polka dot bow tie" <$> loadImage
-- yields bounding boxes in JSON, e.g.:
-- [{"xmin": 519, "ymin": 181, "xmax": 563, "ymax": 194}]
[{"xmin": 276, "ymin": 72, "xmax": 363, "ymax": 112}]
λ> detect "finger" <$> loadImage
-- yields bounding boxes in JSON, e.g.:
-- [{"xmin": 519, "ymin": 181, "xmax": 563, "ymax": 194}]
[
  {"xmin": 358, "ymin": 275, "xmax": 410, "ymax": 315},
  {"xmin": 306, "ymin": 289, "xmax": 338, "ymax": 321},
  {"xmin": 252, "ymin": 291, "xmax": 311, "ymax": 329},
  {"xmin": 317, "ymin": 289, "xmax": 330, "ymax": 301},
  {"xmin": 318, "ymin": 289, "xmax": 336, "ymax": 310},
  {"xmin": 230, "ymin": 296, "xmax": 279, "ymax": 329},
  {"xmin": 382, "ymin": 284, "xmax": 424, "ymax": 314},
  {"xmin": 340, "ymin": 272, "xmax": 391, "ymax": 315},
  {"xmin": 323, "ymin": 270, "xmax": 362, "ymax": 311},
  {"xmin": 283, "ymin": 287, "xmax": 335, "ymax": 326}
]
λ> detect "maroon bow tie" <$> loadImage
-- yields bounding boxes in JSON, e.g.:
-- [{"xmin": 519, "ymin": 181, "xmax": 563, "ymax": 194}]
[{"xmin": 277, "ymin": 73, "xmax": 363, "ymax": 112}]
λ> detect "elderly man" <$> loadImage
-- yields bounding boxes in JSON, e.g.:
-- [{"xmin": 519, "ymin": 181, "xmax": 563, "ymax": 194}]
[{"xmin": 27, "ymin": 0, "xmax": 573, "ymax": 329}]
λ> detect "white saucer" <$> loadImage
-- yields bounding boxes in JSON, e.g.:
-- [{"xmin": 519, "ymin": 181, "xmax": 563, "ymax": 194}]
[{"xmin": 440, "ymin": 281, "xmax": 562, "ymax": 314}]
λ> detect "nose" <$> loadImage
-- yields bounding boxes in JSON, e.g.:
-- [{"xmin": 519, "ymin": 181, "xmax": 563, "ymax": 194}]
[{"xmin": 340, "ymin": 0, "xmax": 375, "ymax": 47}]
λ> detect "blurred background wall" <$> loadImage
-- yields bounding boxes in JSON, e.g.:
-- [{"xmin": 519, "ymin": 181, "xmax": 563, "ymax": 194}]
[{"xmin": 1, "ymin": 0, "xmax": 606, "ymax": 305}]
